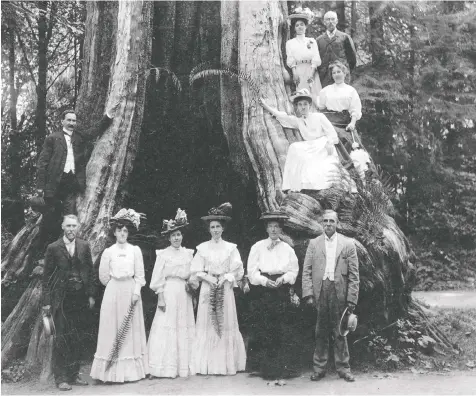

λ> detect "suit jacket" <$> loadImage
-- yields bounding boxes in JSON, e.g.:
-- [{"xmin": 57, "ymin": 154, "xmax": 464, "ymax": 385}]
[
  {"xmin": 36, "ymin": 115, "xmax": 112, "ymax": 197},
  {"xmin": 42, "ymin": 237, "xmax": 96, "ymax": 309},
  {"xmin": 302, "ymin": 232, "xmax": 359, "ymax": 311},
  {"xmin": 316, "ymin": 30, "xmax": 357, "ymax": 87}
]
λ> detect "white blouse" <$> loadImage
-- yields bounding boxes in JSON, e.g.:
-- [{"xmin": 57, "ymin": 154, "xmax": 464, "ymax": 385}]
[
  {"xmin": 99, "ymin": 243, "xmax": 146, "ymax": 295},
  {"xmin": 149, "ymin": 246, "xmax": 193, "ymax": 294},
  {"xmin": 274, "ymin": 111, "xmax": 339, "ymax": 144},
  {"xmin": 318, "ymin": 83, "xmax": 362, "ymax": 120},
  {"xmin": 286, "ymin": 36, "xmax": 321, "ymax": 69},
  {"xmin": 190, "ymin": 239, "xmax": 244, "ymax": 288},
  {"xmin": 247, "ymin": 238, "xmax": 299, "ymax": 287}
]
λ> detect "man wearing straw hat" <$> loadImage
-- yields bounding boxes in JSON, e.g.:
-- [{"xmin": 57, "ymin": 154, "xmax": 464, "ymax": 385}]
[
  {"xmin": 302, "ymin": 209, "xmax": 359, "ymax": 382},
  {"xmin": 42, "ymin": 214, "xmax": 96, "ymax": 391},
  {"xmin": 247, "ymin": 211, "xmax": 300, "ymax": 380}
]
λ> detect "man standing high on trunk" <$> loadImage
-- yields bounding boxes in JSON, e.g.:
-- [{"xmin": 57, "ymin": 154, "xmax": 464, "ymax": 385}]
[{"xmin": 316, "ymin": 11, "xmax": 357, "ymax": 88}]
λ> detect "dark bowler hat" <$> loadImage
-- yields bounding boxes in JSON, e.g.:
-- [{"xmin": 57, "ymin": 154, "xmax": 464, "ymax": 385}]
[
  {"xmin": 259, "ymin": 211, "xmax": 290, "ymax": 222},
  {"xmin": 339, "ymin": 307, "xmax": 358, "ymax": 337},
  {"xmin": 161, "ymin": 208, "xmax": 189, "ymax": 235},
  {"xmin": 201, "ymin": 202, "xmax": 233, "ymax": 222}
]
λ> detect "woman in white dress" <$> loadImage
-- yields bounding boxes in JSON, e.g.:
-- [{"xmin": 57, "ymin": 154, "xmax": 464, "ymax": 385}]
[
  {"xmin": 318, "ymin": 60, "xmax": 363, "ymax": 152},
  {"xmin": 286, "ymin": 8, "xmax": 322, "ymax": 98},
  {"xmin": 148, "ymin": 209, "xmax": 195, "ymax": 379},
  {"xmin": 90, "ymin": 209, "xmax": 149, "ymax": 383},
  {"xmin": 190, "ymin": 202, "xmax": 246, "ymax": 375},
  {"xmin": 260, "ymin": 89, "xmax": 342, "ymax": 192}
]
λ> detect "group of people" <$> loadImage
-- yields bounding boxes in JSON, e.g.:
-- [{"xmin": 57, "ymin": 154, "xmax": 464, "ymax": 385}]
[
  {"xmin": 41, "ymin": 203, "xmax": 359, "ymax": 391},
  {"xmin": 261, "ymin": 9, "xmax": 369, "ymax": 194},
  {"xmin": 34, "ymin": 6, "xmax": 363, "ymax": 392}
]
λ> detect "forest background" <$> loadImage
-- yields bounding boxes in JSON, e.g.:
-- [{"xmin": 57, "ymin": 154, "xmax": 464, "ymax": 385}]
[{"xmin": 1, "ymin": 0, "xmax": 475, "ymax": 296}]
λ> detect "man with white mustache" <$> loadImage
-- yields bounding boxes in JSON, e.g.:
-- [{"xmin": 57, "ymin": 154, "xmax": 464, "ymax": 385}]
[{"xmin": 316, "ymin": 11, "xmax": 357, "ymax": 88}]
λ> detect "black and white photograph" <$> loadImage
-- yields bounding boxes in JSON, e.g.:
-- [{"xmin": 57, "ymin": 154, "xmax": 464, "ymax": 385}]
[{"xmin": 1, "ymin": 0, "xmax": 475, "ymax": 394}]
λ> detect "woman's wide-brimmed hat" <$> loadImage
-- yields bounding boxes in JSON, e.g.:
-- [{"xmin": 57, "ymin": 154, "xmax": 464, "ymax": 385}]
[
  {"xmin": 259, "ymin": 211, "xmax": 289, "ymax": 222},
  {"xmin": 42, "ymin": 315, "xmax": 56, "ymax": 338},
  {"xmin": 161, "ymin": 208, "xmax": 189, "ymax": 235},
  {"xmin": 110, "ymin": 208, "xmax": 145, "ymax": 231},
  {"xmin": 288, "ymin": 7, "xmax": 314, "ymax": 23},
  {"xmin": 339, "ymin": 307, "xmax": 358, "ymax": 337},
  {"xmin": 291, "ymin": 88, "xmax": 313, "ymax": 104},
  {"xmin": 201, "ymin": 202, "xmax": 233, "ymax": 222}
]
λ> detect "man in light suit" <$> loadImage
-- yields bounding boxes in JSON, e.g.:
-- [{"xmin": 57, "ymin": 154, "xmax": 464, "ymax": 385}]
[
  {"xmin": 302, "ymin": 209, "xmax": 359, "ymax": 382},
  {"xmin": 42, "ymin": 215, "xmax": 96, "ymax": 391},
  {"xmin": 316, "ymin": 11, "xmax": 357, "ymax": 88}
]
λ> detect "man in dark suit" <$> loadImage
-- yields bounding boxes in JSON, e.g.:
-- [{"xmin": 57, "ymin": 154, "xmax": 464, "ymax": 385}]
[
  {"xmin": 316, "ymin": 11, "xmax": 357, "ymax": 88},
  {"xmin": 36, "ymin": 110, "xmax": 113, "ymax": 216},
  {"xmin": 42, "ymin": 215, "xmax": 96, "ymax": 391},
  {"xmin": 302, "ymin": 209, "xmax": 359, "ymax": 382}
]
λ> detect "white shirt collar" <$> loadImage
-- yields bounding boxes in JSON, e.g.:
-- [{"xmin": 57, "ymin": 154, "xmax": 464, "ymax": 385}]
[
  {"xmin": 327, "ymin": 29, "xmax": 337, "ymax": 39},
  {"xmin": 325, "ymin": 232, "xmax": 337, "ymax": 242},
  {"xmin": 63, "ymin": 128, "xmax": 73, "ymax": 137},
  {"xmin": 63, "ymin": 236, "xmax": 75, "ymax": 245}
]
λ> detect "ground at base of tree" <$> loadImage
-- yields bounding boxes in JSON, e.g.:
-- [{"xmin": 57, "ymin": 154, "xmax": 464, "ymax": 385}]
[{"xmin": 2, "ymin": 369, "xmax": 476, "ymax": 395}]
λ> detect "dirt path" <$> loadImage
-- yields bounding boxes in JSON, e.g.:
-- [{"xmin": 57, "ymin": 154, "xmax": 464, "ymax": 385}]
[
  {"xmin": 2, "ymin": 370, "xmax": 476, "ymax": 395},
  {"xmin": 412, "ymin": 291, "xmax": 476, "ymax": 309}
]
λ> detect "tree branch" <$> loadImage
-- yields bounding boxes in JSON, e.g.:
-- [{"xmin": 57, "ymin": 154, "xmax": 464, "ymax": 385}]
[
  {"xmin": 47, "ymin": 57, "xmax": 74, "ymax": 91},
  {"xmin": 15, "ymin": 31, "xmax": 37, "ymax": 86}
]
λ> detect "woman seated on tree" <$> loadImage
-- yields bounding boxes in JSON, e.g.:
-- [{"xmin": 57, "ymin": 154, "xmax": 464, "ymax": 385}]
[
  {"xmin": 148, "ymin": 209, "xmax": 195, "ymax": 379},
  {"xmin": 189, "ymin": 203, "xmax": 246, "ymax": 376},
  {"xmin": 90, "ymin": 209, "xmax": 149, "ymax": 383},
  {"xmin": 260, "ymin": 90, "xmax": 344, "ymax": 193},
  {"xmin": 318, "ymin": 60, "xmax": 363, "ymax": 153},
  {"xmin": 286, "ymin": 7, "xmax": 322, "ymax": 99}
]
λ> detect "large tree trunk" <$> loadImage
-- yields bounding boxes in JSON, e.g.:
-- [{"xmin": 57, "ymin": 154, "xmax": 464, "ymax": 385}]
[{"xmin": 2, "ymin": 1, "xmax": 153, "ymax": 380}]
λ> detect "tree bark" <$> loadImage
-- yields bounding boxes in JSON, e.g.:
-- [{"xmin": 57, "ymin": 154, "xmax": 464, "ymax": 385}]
[
  {"xmin": 369, "ymin": 1, "xmax": 385, "ymax": 67},
  {"xmin": 336, "ymin": 1, "xmax": 346, "ymax": 32},
  {"xmin": 351, "ymin": 0, "xmax": 357, "ymax": 38}
]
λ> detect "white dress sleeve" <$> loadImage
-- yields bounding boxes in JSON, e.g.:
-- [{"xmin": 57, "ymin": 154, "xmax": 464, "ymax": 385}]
[
  {"xmin": 310, "ymin": 38, "xmax": 321, "ymax": 69},
  {"xmin": 349, "ymin": 86, "xmax": 362, "ymax": 120},
  {"xmin": 98, "ymin": 247, "xmax": 111, "ymax": 286},
  {"xmin": 274, "ymin": 110, "xmax": 300, "ymax": 129},
  {"xmin": 282, "ymin": 246, "xmax": 299, "ymax": 285},
  {"xmin": 189, "ymin": 246, "xmax": 207, "ymax": 289},
  {"xmin": 223, "ymin": 247, "xmax": 244, "ymax": 288},
  {"xmin": 247, "ymin": 242, "xmax": 269, "ymax": 287},
  {"xmin": 149, "ymin": 249, "xmax": 166, "ymax": 294},
  {"xmin": 133, "ymin": 245, "xmax": 146, "ymax": 295},
  {"xmin": 319, "ymin": 113, "xmax": 339, "ymax": 145},
  {"xmin": 317, "ymin": 87, "xmax": 328, "ymax": 110},
  {"xmin": 286, "ymin": 39, "xmax": 296, "ymax": 68}
]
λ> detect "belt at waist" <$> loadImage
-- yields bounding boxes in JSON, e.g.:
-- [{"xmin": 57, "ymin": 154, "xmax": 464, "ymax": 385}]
[
  {"xmin": 296, "ymin": 59, "xmax": 312, "ymax": 64},
  {"xmin": 110, "ymin": 276, "xmax": 134, "ymax": 281},
  {"xmin": 261, "ymin": 273, "xmax": 285, "ymax": 282}
]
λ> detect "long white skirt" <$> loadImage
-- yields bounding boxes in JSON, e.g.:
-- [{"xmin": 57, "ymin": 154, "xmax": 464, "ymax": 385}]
[
  {"xmin": 90, "ymin": 277, "xmax": 149, "ymax": 382},
  {"xmin": 192, "ymin": 282, "xmax": 246, "ymax": 375},
  {"xmin": 148, "ymin": 278, "xmax": 195, "ymax": 378},
  {"xmin": 282, "ymin": 136, "xmax": 342, "ymax": 191}
]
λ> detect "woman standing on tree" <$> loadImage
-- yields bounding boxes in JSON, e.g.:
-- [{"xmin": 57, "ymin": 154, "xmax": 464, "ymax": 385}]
[
  {"xmin": 148, "ymin": 209, "xmax": 195, "ymax": 379},
  {"xmin": 318, "ymin": 61, "xmax": 363, "ymax": 153},
  {"xmin": 90, "ymin": 209, "xmax": 149, "ymax": 383},
  {"xmin": 286, "ymin": 7, "xmax": 322, "ymax": 98},
  {"xmin": 189, "ymin": 203, "xmax": 246, "ymax": 375},
  {"xmin": 260, "ymin": 90, "xmax": 344, "ymax": 193}
]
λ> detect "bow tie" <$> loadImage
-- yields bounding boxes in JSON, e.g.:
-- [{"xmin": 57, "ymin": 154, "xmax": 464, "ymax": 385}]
[{"xmin": 267, "ymin": 240, "xmax": 281, "ymax": 251}]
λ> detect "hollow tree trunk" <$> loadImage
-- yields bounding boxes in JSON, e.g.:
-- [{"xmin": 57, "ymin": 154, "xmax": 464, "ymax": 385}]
[{"xmin": 2, "ymin": 1, "xmax": 153, "ymax": 379}]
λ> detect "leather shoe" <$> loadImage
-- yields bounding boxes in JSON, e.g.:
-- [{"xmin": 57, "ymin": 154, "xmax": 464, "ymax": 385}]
[
  {"xmin": 310, "ymin": 372, "xmax": 326, "ymax": 381},
  {"xmin": 71, "ymin": 377, "xmax": 89, "ymax": 386},
  {"xmin": 339, "ymin": 372, "xmax": 355, "ymax": 382},
  {"xmin": 57, "ymin": 382, "xmax": 72, "ymax": 391},
  {"xmin": 282, "ymin": 368, "xmax": 300, "ymax": 379}
]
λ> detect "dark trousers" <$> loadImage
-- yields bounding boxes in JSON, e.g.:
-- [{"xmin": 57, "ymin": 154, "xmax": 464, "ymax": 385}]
[
  {"xmin": 313, "ymin": 279, "xmax": 350, "ymax": 375},
  {"xmin": 38, "ymin": 173, "xmax": 79, "ymax": 252},
  {"xmin": 248, "ymin": 275, "xmax": 299, "ymax": 379},
  {"xmin": 53, "ymin": 288, "xmax": 90, "ymax": 384}
]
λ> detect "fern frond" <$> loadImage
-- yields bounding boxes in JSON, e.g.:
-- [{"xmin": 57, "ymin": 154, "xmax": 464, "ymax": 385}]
[
  {"xmin": 105, "ymin": 300, "xmax": 138, "ymax": 372},
  {"xmin": 208, "ymin": 284, "xmax": 225, "ymax": 338},
  {"xmin": 149, "ymin": 67, "xmax": 182, "ymax": 92}
]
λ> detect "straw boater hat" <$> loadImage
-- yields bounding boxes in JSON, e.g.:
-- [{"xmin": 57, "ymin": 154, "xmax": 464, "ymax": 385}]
[
  {"xmin": 161, "ymin": 208, "xmax": 189, "ymax": 235},
  {"xmin": 201, "ymin": 202, "xmax": 233, "ymax": 222},
  {"xmin": 110, "ymin": 208, "xmax": 144, "ymax": 231},
  {"xmin": 339, "ymin": 307, "xmax": 358, "ymax": 337},
  {"xmin": 288, "ymin": 7, "xmax": 314, "ymax": 24},
  {"xmin": 291, "ymin": 88, "xmax": 313, "ymax": 104},
  {"xmin": 259, "ymin": 210, "xmax": 289, "ymax": 223}
]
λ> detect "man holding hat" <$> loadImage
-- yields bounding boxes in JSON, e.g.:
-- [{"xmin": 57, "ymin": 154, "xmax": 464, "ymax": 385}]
[
  {"xmin": 247, "ymin": 211, "xmax": 299, "ymax": 380},
  {"xmin": 302, "ymin": 209, "xmax": 359, "ymax": 382}
]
